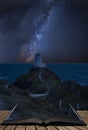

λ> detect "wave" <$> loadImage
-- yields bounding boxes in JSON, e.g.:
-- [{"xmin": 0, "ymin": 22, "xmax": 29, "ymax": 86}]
[{"xmin": 0, "ymin": 77, "xmax": 8, "ymax": 79}]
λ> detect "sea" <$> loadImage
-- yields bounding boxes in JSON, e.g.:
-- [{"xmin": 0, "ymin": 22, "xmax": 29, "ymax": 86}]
[{"xmin": 0, "ymin": 63, "xmax": 88, "ymax": 86}]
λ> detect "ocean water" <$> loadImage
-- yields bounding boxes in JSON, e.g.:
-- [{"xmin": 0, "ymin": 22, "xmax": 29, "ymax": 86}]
[{"xmin": 0, "ymin": 63, "xmax": 88, "ymax": 85}]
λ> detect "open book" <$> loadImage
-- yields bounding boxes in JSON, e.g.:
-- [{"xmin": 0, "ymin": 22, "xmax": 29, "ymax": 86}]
[{"xmin": 2, "ymin": 103, "xmax": 85, "ymax": 125}]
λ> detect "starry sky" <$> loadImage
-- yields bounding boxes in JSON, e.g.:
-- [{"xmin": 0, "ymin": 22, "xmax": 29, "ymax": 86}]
[{"xmin": 0, "ymin": 0, "xmax": 88, "ymax": 63}]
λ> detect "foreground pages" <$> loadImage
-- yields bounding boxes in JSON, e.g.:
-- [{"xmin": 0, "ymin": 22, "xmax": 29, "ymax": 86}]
[{"xmin": 2, "ymin": 103, "xmax": 85, "ymax": 125}]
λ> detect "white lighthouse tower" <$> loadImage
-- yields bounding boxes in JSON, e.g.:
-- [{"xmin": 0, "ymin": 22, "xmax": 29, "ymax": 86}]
[{"xmin": 34, "ymin": 53, "xmax": 46, "ymax": 68}]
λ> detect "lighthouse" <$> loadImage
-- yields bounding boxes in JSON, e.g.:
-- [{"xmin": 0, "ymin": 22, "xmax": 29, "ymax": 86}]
[{"xmin": 34, "ymin": 53, "xmax": 46, "ymax": 68}]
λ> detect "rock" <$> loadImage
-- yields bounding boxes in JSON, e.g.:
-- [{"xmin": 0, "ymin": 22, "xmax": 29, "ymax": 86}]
[
  {"xmin": 59, "ymin": 80, "xmax": 88, "ymax": 109},
  {"xmin": 0, "ymin": 79, "xmax": 9, "ymax": 87},
  {"xmin": 0, "ymin": 67, "xmax": 88, "ymax": 110},
  {"xmin": 14, "ymin": 67, "xmax": 61, "ymax": 94}
]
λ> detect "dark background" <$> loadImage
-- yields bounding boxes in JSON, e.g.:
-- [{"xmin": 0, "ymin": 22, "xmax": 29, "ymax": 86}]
[{"xmin": 0, "ymin": 0, "xmax": 88, "ymax": 63}]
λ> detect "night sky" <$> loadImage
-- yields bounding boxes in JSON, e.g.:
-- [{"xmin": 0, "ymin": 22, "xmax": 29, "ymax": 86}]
[{"xmin": 0, "ymin": 0, "xmax": 88, "ymax": 63}]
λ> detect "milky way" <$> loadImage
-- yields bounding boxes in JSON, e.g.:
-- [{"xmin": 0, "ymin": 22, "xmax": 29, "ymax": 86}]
[
  {"xmin": 0, "ymin": 0, "xmax": 88, "ymax": 63},
  {"xmin": 22, "ymin": 0, "xmax": 58, "ymax": 62}
]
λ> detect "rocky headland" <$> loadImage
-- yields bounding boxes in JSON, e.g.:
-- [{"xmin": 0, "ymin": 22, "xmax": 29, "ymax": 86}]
[{"xmin": 0, "ymin": 67, "xmax": 88, "ymax": 113}]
